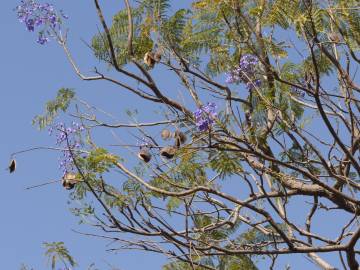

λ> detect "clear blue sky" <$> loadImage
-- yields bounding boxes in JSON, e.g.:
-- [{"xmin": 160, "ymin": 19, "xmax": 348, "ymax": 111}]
[{"xmin": 0, "ymin": 1, "xmax": 345, "ymax": 269}]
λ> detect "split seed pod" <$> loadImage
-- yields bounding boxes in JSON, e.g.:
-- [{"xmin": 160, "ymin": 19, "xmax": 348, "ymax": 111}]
[
  {"xmin": 138, "ymin": 148, "xmax": 152, "ymax": 163},
  {"xmin": 8, "ymin": 159, "xmax": 16, "ymax": 173},
  {"xmin": 174, "ymin": 130, "xmax": 187, "ymax": 148},
  {"xmin": 154, "ymin": 51, "xmax": 162, "ymax": 62},
  {"xmin": 160, "ymin": 146, "xmax": 177, "ymax": 159},
  {"xmin": 62, "ymin": 172, "xmax": 79, "ymax": 190},
  {"xmin": 329, "ymin": 32, "xmax": 341, "ymax": 43},
  {"xmin": 161, "ymin": 129, "xmax": 172, "ymax": 140},
  {"xmin": 144, "ymin": 52, "xmax": 156, "ymax": 68}
]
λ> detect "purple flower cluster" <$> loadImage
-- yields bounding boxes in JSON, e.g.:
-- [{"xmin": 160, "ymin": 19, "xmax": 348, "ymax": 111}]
[
  {"xmin": 49, "ymin": 122, "xmax": 84, "ymax": 176},
  {"xmin": 15, "ymin": 0, "xmax": 68, "ymax": 44},
  {"xmin": 194, "ymin": 102, "xmax": 217, "ymax": 132},
  {"xmin": 225, "ymin": 54, "xmax": 262, "ymax": 90}
]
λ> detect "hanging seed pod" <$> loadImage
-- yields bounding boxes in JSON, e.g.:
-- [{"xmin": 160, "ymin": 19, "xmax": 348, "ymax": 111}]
[
  {"xmin": 144, "ymin": 52, "xmax": 156, "ymax": 68},
  {"xmin": 175, "ymin": 136, "xmax": 181, "ymax": 148},
  {"xmin": 174, "ymin": 130, "xmax": 187, "ymax": 147},
  {"xmin": 154, "ymin": 51, "xmax": 162, "ymax": 62},
  {"xmin": 62, "ymin": 172, "xmax": 78, "ymax": 190},
  {"xmin": 138, "ymin": 148, "xmax": 152, "ymax": 163},
  {"xmin": 328, "ymin": 32, "xmax": 341, "ymax": 43},
  {"xmin": 160, "ymin": 146, "xmax": 177, "ymax": 159},
  {"xmin": 8, "ymin": 159, "xmax": 16, "ymax": 173},
  {"xmin": 161, "ymin": 129, "xmax": 172, "ymax": 140},
  {"xmin": 62, "ymin": 179, "xmax": 75, "ymax": 190}
]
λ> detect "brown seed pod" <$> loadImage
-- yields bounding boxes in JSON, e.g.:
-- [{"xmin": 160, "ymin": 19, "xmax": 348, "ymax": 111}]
[
  {"xmin": 8, "ymin": 159, "xmax": 16, "ymax": 173},
  {"xmin": 174, "ymin": 130, "xmax": 187, "ymax": 147},
  {"xmin": 160, "ymin": 146, "xmax": 177, "ymax": 159},
  {"xmin": 62, "ymin": 172, "xmax": 79, "ymax": 190},
  {"xmin": 138, "ymin": 148, "xmax": 152, "ymax": 163},
  {"xmin": 144, "ymin": 52, "xmax": 156, "ymax": 68},
  {"xmin": 154, "ymin": 51, "xmax": 162, "ymax": 62},
  {"xmin": 161, "ymin": 129, "xmax": 172, "ymax": 140},
  {"xmin": 328, "ymin": 32, "xmax": 341, "ymax": 43},
  {"xmin": 62, "ymin": 180, "xmax": 75, "ymax": 190}
]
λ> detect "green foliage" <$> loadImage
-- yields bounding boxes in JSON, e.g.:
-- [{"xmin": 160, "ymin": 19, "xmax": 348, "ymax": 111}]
[
  {"xmin": 163, "ymin": 253, "xmax": 258, "ymax": 270},
  {"xmin": 166, "ymin": 196, "xmax": 182, "ymax": 213},
  {"xmin": 123, "ymin": 177, "xmax": 146, "ymax": 204},
  {"xmin": 75, "ymin": 148, "xmax": 119, "ymax": 176},
  {"xmin": 266, "ymin": 39, "xmax": 289, "ymax": 58},
  {"xmin": 85, "ymin": 148, "xmax": 118, "ymax": 173},
  {"xmin": 162, "ymin": 9, "xmax": 189, "ymax": 47},
  {"xmin": 176, "ymin": 149, "xmax": 208, "ymax": 186},
  {"xmin": 265, "ymin": 0, "xmax": 300, "ymax": 29},
  {"xmin": 43, "ymin": 242, "xmax": 76, "ymax": 270},
  {"xmin": 102, "ymin": 186, "xmax": 128, "ymax": 209},
  {"xmin": 209, "ymin": 150, "xmax": 243, "ymax": 179},
  {"xmin": 193, "ymin": 213, "xmax": 230, "ymax": 241},
  {"xmin": 92, "ymin": 5, "xmax": 153, "ymax": 66},
  {"xmin": 68, "ymin": 148, "xmax": 120, "ymax": 200},
  {"xmin": 70, "ymin": 203, "xmax": 95, "ymax": 223},
  {"xmin": 33, "ymin": 88, "xmax": 75, "ymax": 129},
  {"xmin": 163, "ymin": 261, "xmax": 196, "ymax": 270},
  {"xmin": 148, "ymin": 148, "xmax": 208, "ymax": 197},
  {"xmin": 303, "ymin": 48, "xmax": 334, "ymax": 76},
  {"xmin": 218, "ymin": 255, "xmax": 258, "ymax": 270},
  {"xmin": 310, "ymin": 7, "xmax": 327, "ymax": 33},
  {"xmin": 237, "ymin": 223, "xmax": 286, "ymax": 248}
]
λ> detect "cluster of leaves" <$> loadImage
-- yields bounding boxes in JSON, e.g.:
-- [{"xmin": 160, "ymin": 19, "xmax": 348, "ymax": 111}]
[
  {"xmin": 209, "ymin": 150, "xmax": 243, "ymax": 179},
  {"xmin": 43, "ymin": 241, "xmax": 76, "ymax": 270},
  {"xmin": 163, "ymin": 255, "xmax": 258, "ymax": 270},
  {"xmin": 92, "ymin": 0, "xmax": 171, "ymax": 66},
  {"xmin": 70, "ymin": 148, "xmax": 120, "ymax": 199},
  {"xmin": 33, "ymin": 88, "xmax": 75, "ymax": 129}
]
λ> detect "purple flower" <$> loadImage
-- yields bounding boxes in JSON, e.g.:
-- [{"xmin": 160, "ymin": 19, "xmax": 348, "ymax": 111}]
[
  {"xmin": 15, "ymin": 0, "xmax": 68, "ymax": 45},
  {"xmin": 25, "ymin": 18, "xmax": 35, "ymax": 31},
  {"xmin": 50, "ymin": 122, "xmax": 84, "ymax": 175},
  {"xmin": 36, "ymin": 32, "xmax": 49, "ymax": 44},
  {"xmin": 194, "ymin": 102, "xmax": 217, "ymax": 132},
  {"xmin": 225, "ymin": 54, "xmax": 262, "ymax": 90},
  {"xmin": 246, "ymin": 79, "xmax": 262, "ymax": 90},
  {"xmin": 197, "ymin": 119, "xmax": 211, "ymax": 132},
  {"xmin": 239, "ymin": 54, "xmax": 258, "ymax": 71}
]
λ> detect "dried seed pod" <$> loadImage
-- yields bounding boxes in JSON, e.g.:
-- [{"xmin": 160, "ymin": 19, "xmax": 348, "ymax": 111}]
[
  {"xmin": 174, "ymin": 130, "xmax": 187, "ymax": 146},
  {"xmin": 144, "ymin": 52, "xmax": 155, "ymax": 68},
  {"xmin": 154, "ymin": 51, "xmax": 162, "ymax": 62},
  {"xmin": 160, "ymin": 146, "xmax": 177, "ymax": 159},
  {"xmin": 62, "ymin": 180, "xmax": 75, "ymax": 190},
  {"xmin": 8, "ymin": 159, "xmax": 16, "ymax": 173},
  {"xmin": 175, "ymin": 136, "xmax": 181, "ymax": 148},
  {"xmin": 62, "ymin": 172, "xmax": 79, "ymax": 190},
  {"xmin": 161, "ymin": 129, "xmax": 172, "ymax": 140},
  {"xmin": 328, "ymin": 32, "xmax": 341, "ymax": 43},
  {"xmin": 138, "ymin": 148, "xmax": 152, "ymax": 163}
]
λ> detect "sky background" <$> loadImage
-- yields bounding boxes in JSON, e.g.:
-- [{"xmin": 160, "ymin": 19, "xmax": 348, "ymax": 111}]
[{"xmin": 0, "ymin": 1, "xmax": 348, "ymax": 270}]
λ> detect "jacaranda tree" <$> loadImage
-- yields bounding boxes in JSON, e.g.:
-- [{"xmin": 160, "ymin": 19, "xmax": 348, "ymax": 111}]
[{"xmin": 14, "ymin": 0, "xmax": 360, "ymax": 269}]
